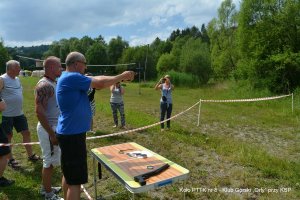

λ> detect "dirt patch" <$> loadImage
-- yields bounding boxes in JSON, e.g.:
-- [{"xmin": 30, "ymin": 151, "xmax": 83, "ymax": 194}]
[{"xmin": 199, "ymin": 122, "xmax": 300, "ymax": 162}]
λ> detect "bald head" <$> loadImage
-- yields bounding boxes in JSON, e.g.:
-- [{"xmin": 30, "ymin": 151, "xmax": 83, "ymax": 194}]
[
  {"xmin": 65, "ymin": 52, "xmax": 86, "ymax": 67},
  {"xmin": 43, "ymin": 56, "xmax": 61, "ymax": 70},
  {"xmin": 65, "ymin": 51, "xmax": 87, "ymax": 74},
  {"xmin": 43, "ymin": 56, "xmax": 62, "ymax": 79}
]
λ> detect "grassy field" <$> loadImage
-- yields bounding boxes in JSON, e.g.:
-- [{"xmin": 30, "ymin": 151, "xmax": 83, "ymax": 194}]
[{"xmin": 0, "ymin": 77, "xmax": 299, "ymax": 200}]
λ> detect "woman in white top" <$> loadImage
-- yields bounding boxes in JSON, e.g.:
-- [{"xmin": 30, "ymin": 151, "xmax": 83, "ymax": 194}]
[
  {"xmin": 155, "ymin": 75, "xmax": 174, "ymax": 131},
  {"xmin": 110, "ymin": 82, "xmax": 126, "ymax": 128}
]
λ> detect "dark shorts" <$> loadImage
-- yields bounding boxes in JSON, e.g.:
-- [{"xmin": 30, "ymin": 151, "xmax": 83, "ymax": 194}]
[
  {"xmin": 56, "ymin": 132, "xmax": 87, "ymax": 185},
  {"xmin": 2, "ymin": 115, "xmax": 29, "ymax": 135},
  {"xmin": 0, "ymin": 125, "xmax": 10, "ymax": 156}
]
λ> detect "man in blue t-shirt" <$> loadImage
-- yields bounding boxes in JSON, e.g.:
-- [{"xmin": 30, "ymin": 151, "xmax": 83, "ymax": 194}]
[{"xmin": 56, "ymin": 51, "xmax": 135, "ymax": 200}]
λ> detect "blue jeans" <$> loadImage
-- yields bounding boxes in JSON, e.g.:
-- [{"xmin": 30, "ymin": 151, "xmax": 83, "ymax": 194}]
[
  {"xmin": 160, "ymin": 102, "xmax": 172, "ymax": 129},
  {"xmin": 110, "ymin": 102, "xmax": 125, "ymax": 126}
]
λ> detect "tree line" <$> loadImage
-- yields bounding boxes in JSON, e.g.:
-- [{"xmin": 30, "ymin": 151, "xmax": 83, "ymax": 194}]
[
  {"xmin": 1, "ymin": 0, "xmax": 300, "ymax": 93},
  {"xmin": 208, "ymin": 0, "xmax": 300, "ymax": 93}
]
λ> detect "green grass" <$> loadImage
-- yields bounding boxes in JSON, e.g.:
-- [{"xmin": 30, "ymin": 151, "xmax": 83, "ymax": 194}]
[{"xmin": 0, "ymin": 77, "xmax": 300, "ymax": 200}]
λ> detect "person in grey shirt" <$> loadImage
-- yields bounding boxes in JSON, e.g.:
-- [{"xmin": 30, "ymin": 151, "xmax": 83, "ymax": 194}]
[
  {"xmin": 35, "ymin": 57, "xmax": 63, "ymax": 200},
  {"xmin": 110, "ymin": 82, "xmax": 126, "ymax": 128},
  {"xmin": 0, "ymin": 60, "xmax": 40, "ymax": 169}
]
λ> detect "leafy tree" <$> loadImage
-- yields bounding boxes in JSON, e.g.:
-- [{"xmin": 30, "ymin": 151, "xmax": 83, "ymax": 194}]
[
  {"xmin": 169, "ymin": 29, "xmax": 181, "ymax": 41},
  {"xmin": 200, "ymin": 24, "xmax": 210, "ymax": 44},
  {"xmin": 117, "ymin": 47, "xmax": 136, "ymax": 78},
  {"xmin": 169, "ymin": 26, "xmax": 202, "ymax": 41},
  {"xmin": 94, "ymin": 35, "xmax": 106, "ymax": 46},
  {"xmin": 108, "ymin": 36, "xmax": 128, "ymax": 64},
  {"xmin": 237, "ymin": 0, "xmax": 300, "ymax": 93},
  {"xmin": 69, "ymin": 37, "xmax": 82, "ymax": 53},
  {"xmin": 156, "ymin": 53, "xmax": 177, "ymax": 73},
  {"xmin": 0, "ymin": 40, "xmax": 10, "ymax": 73},
  {"xmin": 44, "ymin": 41, "xmax": 61, "ymax": 58},
  {"xmin": 150, "ymin": 37, "xmax": 172, "ymax": 70},
  {"xmin": 207, "ymin": 0, "xmax": 238, "ymax": 79},
  {"xmin": 263, "ymin": 51, "xmax": 300, "ymax": 93},
  {"xmin": 183, "ymin": 26, "xmax": 201, "ymax": 38},
  {"xmin": 170, "ymin": 36, "xmax": 190, "ymax": 69},
  {"xmin": 119, "ymin": 45, "xmax": 157, "ymax": 79},
  {"xmin": 86, "ymin": 43, "xmax": 109, "ymax": 74},
  {"xmin": 58, "ymin": 39, "xmax": 71, "ymax": 63},
  {"xmin": 119, "ymin": 47, "xmax": 136, "ymax": 64},
  {"xmin": 80, "ymin": 36, "xmax": 94, "ymax": 54},
  {"xmin": 179, "ymin": 38, "xmax": 211, "ymax": 84}
]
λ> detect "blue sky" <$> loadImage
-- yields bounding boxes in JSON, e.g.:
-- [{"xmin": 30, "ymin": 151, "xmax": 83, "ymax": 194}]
[{"xmin": 0, "ymin": 0, "xmax": 240, "ymax": 47}]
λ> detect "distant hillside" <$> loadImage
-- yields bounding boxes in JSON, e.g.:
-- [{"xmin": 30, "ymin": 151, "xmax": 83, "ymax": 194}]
[{"xmin": 6, "ymin": 45, "xmax": 50, "ymax": 69}]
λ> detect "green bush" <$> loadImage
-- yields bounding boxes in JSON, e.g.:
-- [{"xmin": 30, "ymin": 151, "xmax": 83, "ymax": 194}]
[{"xmin": 157, "ymin": 70, "xmax": 200, "ymax": 88}]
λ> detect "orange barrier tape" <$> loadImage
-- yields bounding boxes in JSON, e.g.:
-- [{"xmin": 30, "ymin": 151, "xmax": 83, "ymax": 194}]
[
  {"xmin": 200, "ymin": 94, "xmax": 292, "ymax": 103},
  {"xmin": 197, "ymin": 94, "xmax": 293, "ymax": 126},
  {"xmin": 0, "ymin": 94, "xmax": 293, "ymax": 147},
  {"xmin": 0, "ymin": 101, "xmax": 201, "ymax": 146}
]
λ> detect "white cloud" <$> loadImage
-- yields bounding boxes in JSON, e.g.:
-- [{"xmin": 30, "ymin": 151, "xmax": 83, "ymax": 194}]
[
  {"xmin": 0, "ymin": 0, "xmax": 241, "ymax": 47},
  {"xmin": 5, "ymin": 40, "xmax": 53, "ymax": 47},
  {"xmin": 129, "ymin": 30, "xmax": 172, "ymax": 47},
  {"xmin": 149, "ymin": 16, "xmax": 168, "ymax": 27}
]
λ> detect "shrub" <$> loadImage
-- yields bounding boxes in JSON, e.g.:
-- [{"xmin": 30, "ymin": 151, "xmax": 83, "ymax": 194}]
[{"xmin": 158, "ymin": 70, "xmax": 200, "ymax": 88}]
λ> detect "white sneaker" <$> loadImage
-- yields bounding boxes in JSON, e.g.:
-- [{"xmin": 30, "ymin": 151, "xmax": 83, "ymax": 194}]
[
  {"xmin": 41, "ymin": 186, "xmax": 62, "ymax": 196},
  {"xmin": 45, "ymin": 193, "xmax": 64, "ymax": 200}
]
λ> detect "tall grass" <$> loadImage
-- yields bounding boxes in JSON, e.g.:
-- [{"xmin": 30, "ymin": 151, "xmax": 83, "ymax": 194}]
[{"xmin": 158, "ymin": 70, "xmax": 200, "ymax": 87}]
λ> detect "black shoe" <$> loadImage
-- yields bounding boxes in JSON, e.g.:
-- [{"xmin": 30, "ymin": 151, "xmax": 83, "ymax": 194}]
[
  {"xmin": 8, "ymin": 158, "xmax": 21, "ymax": 170},
  {"xmin": 0, "ymin": 177, "xmax": 15, "ymax": 187},
  {"xmin": 28, "ymin": 153, "xmax": 41, "ymax": 162}
]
